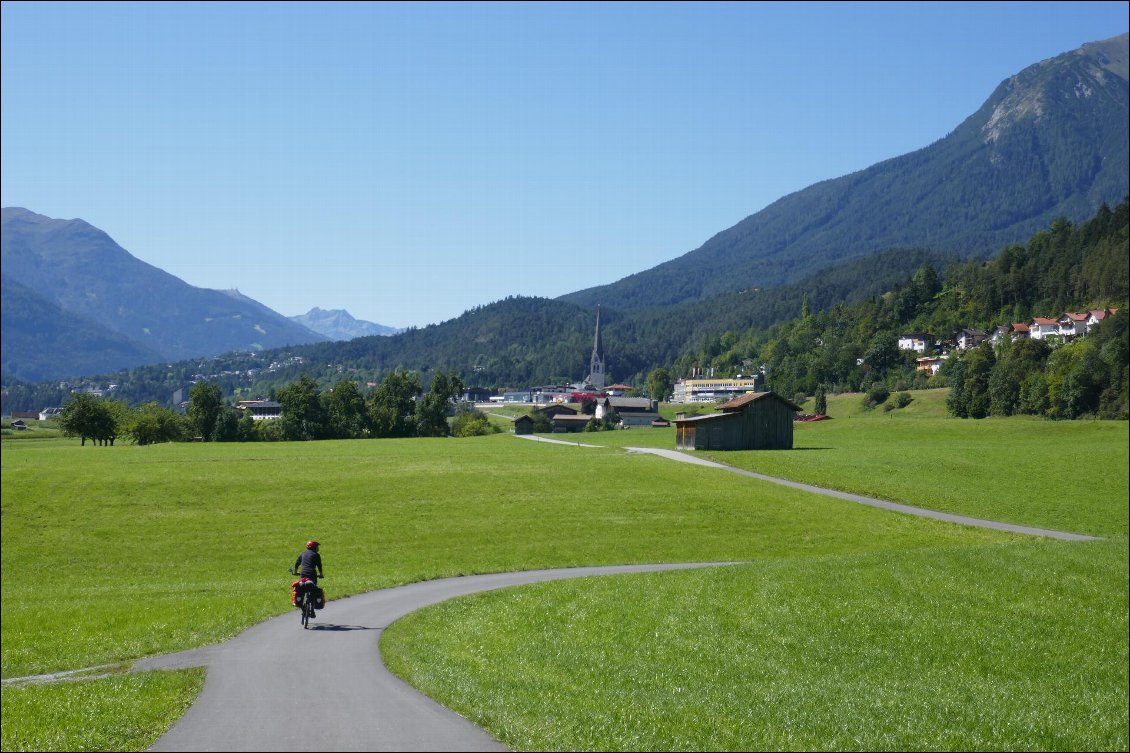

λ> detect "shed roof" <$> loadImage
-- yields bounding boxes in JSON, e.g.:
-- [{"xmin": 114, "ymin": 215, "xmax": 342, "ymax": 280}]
[{"xmin": 717, "ymin": 391, "xmax": 802, "ymax": 412}]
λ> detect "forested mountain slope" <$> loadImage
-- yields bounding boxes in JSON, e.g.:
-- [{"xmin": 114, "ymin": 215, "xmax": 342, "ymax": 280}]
[{"xmin": 562, "ymin": 33, "xmax": 1129, "ymax": 310}]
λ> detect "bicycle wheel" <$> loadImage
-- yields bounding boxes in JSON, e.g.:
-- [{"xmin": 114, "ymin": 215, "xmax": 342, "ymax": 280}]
[{"xmin": 301, "ymin": 595, "xmax": 310, "ymax": 629}]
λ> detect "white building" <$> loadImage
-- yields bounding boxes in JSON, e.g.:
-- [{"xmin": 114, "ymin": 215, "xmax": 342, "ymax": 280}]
[
  {"xmin": 897, "ymin": 333, "xmax": 933, "ymax": 353},
  {"xmin": 672, "ymin": 377, "xmax": 764, "ymax": 404}
]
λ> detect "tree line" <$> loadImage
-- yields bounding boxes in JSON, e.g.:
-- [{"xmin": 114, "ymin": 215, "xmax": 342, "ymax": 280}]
[{"xmin": 54, "ymin": 369, "xmax": 503, "ymax": 446}]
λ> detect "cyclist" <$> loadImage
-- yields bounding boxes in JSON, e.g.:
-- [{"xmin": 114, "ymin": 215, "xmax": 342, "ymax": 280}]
[{"xmin": 293, "ymin": 540, "xmax": 324, "ymax": 617}]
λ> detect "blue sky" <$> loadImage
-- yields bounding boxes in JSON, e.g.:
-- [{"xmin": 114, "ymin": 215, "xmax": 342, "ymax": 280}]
[{"xmin": 3, "ymin": 1, "xmax": 1127, "ymax": 329}]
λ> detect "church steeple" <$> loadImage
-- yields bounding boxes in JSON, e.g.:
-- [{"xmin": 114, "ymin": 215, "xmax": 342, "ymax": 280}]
[{"xmin": 587, "ymin": 305, "xmax": 605, "ymax": 390}]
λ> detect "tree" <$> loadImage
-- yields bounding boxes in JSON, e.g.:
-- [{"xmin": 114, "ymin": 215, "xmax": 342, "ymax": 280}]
[
  {"xmin": 323, "ymin": 379, "xmax": 368, "ymax": 439},
  {"xmin": 944, "ymin": 356, "xmax": 969, "ymax": 418},
  {"xmin": 961, "ymin": 343, "xmax": 997, "ymax": 419},
  {"xmin": 814, "ymin": 385, "xmax": 828, "ymax": 416},
  {"xmin": 277, "ymin": 374, "xmax": 329, "ymax": 441},
  {"xmin": 187, "ymin": 381, "xmax": 224, "ymax": 441},
  {"xmin": 646, "ymin": 368, "xmax": 673, "ymax": 401},
  {"xmin": 369, "ymin": 370, "xmax": 421, "ymax": 438},
  {"xmin": 127, "ymin": 402, "xmax": 186, "ymax": 445},
  {"xmin": 451, "ymin": 404, "xmax": 497, "ymax": 437},
  {"xmin": 58, "ymin": 393, "xmax": 119, "ymax": 446},
  {"xmin": 212, "ymin": 405, "xmax": 244, "ymax": 442},
  {"xmin": 416, "ymin": 371, "xmax": 464, "ymax": 437}
]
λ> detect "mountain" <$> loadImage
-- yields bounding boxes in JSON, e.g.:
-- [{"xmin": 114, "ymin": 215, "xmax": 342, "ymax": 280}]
[
  {"xmin": 1, "ymin": 207, "xmax": 329, "ymax": 381},
  {"xmin": 289, "ymin": 307, "xmax": 402, "ymax": 341},
  {"xmin": 1, "ymin": 273, "xmax": 166, "ymax": 383},
  {"xmin": 561, "ymin": 33, "xmax": 1130, "ymax": 311}
]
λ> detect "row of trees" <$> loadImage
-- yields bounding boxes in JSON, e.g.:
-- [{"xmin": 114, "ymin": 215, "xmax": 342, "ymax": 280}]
[
  {"xmin": 187, "ymin": 371, "xmax": 471, "ymax": 442},
  {"xmin": 58, "ymin": 369, "xmax": 487, "ymax": 446},
  {"xmin": 58, "ymin": 393, "xmax": 187, "ymax": 446}
]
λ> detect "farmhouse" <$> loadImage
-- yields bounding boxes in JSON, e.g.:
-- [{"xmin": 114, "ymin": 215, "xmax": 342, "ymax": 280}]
[
  {"xmin": 535, "ymin": 404, "xmax": 578, "ymax": 418},
  {"xmin": 552, "ymin": 414, "xmax": 593, "ymax": 433},
  {"xmin": 595, "ymin": 396, "xmax": 662, "ymax": 427},
  {"xmin": 673, "ymin": 391, "xmax": 801, "ymax": 451}
]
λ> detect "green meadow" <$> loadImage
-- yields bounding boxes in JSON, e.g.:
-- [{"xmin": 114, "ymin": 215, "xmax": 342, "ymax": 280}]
[{"xmin": 2, "ymin": 392, "xmax": 1127, "ymax": 750}]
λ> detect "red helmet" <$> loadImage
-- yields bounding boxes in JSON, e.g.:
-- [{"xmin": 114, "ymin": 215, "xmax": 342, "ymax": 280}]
[{"xmin": 306, "ymin": 540, "xmax": 319, "ymax": 550}]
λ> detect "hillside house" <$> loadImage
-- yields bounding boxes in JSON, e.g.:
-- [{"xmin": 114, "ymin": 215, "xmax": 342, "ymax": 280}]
[
  {"xmin": 988, "ymin": 323, "xmax": 1029, "ymax": 346},
  {"xmin": 897, "ymin": 333, "xmax": 933, "ymax": 353},
  {"xmin": 512, "ymin": 415, "xmax": 534, "ymax": 435},
  {"xmin": 1029, "ymin": 317, "xmax": 1060, "ymax": 340},
  {"xmin": 1057, "ymin": 312, "xmax": 1088, "ymax": 339},
  {"xmin": 1086, "ymin": 308, "xmax": 1119, "ymax": 332},
  {"xmin": 673, "ymin": 391, "xmax": 801, "ymax": 451},
  {"xmin": 916, "ymin": 355, "xmax": 947, "ymax": 375},
  {"xmin": 954, "ymin": 329, "xmax": 988, "ymax": 350}
]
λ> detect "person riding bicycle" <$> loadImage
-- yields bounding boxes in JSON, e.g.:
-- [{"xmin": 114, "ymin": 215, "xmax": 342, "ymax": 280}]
[{"xmin": 293, "ymin": 540, "xmax": 324, "ymax": 617}]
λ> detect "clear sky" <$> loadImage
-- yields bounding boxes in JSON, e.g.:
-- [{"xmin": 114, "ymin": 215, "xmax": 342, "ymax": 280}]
[{"xmin": 3, "ymin": 2, "xmax": 1127, "ymax": 329}]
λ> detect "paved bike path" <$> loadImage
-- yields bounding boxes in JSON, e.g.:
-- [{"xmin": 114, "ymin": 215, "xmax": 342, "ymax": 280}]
[
  {"xmin": 138, "ymin": 562, "xmax": 736, "ymax": 752},
  {"xmin": 624, "ymin": 447, "xmax": 1098, "ymax": 541}
]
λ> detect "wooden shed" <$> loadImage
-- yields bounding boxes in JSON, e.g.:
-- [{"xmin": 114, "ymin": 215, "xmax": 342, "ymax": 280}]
[
  {"xmin": 512, "ymin": 415, "xmax": 535, "ymax": 435},
  {"xmin": 674, "ymin": 392, "xmax": 801, "ymax": 451}
]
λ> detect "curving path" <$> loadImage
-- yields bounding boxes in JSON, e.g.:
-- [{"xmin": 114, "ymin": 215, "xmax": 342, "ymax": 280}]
[
  {"xmin": 137, "ymin": 563, "xmax": 738, "ymax": 752},
  {"xmin": 624, "ymin": 447, "xmax": 1098, "ymax": 541},
  {"xmin": 128, "ymin": 442, "xmax": 1093, "ymax": 751}
]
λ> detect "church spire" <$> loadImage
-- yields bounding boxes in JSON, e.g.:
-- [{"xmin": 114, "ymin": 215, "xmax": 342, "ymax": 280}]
[{"xmin": 587, "ymin": 305, "xmax": 605, "ymax": 390}]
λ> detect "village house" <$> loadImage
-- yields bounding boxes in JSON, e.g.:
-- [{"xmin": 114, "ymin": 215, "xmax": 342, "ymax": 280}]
[
  {"xmin": 552, "ymin": 414, "xmax": 593, "ymax": 433},
  {"xmin": 954, "ymin": 328, "xmax": 988, "ymax": 350},
  {"xmin": 916, "ymin": 355, "xmax": 947, "ymax": 375},
  {"xmin": 897, "ymin": 333, "xmax": 933, "ymax": 353},
  {"xmin": 1028, "ymin": 317, "xmax": 1061, "ymax": 340},
  {"xmin": 988, "ymin": 323, "xmax": 1030, "ymax": 346},
  {"xmin": 595, "ymin": 396, "xmax": 662, "ymax": 427},
  {"xmin": 535, "ymin": 403, "xmax": 578, "ymax": 419},
  {"xmin": 673, "ymin": 392, "xmax": 801, "ymax": 451},
  {"xmin": 1085, "ymin": 308, "xmax": 1119, "ymax": 333},
  {"xmin": 1057, "ymin": 312, "xmax": 1089, "ymax": 340}
]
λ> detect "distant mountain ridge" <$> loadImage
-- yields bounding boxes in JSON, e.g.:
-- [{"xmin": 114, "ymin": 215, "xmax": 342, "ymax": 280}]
[
  {"xmin": 289, "ymin": 307, "xmax": 401, "ymax": 341},
  {"xmin": 1, "ymin": 207, "xmax": 329, "ymax": 381},
  {"xmin": 4, "ymin": 33, "xmax": 1127, "ymax": 390},
  {"xmin": 561, "ymin": 33, "xmax": 1130, "ymax": 310}
]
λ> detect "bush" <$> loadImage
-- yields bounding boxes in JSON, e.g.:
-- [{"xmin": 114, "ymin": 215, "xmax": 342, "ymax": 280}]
[
  {"xmin": 893, "ymin": 392, "xmax": 913, "ymax": 408},
  {"xmin": 861, "ymin": 384, "xmax": 891, "ymax": 410}
]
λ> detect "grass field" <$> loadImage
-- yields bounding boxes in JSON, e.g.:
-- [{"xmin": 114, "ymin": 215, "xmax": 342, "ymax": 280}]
[{"xmin": 2, "ymin": 391, "xmax": 1127, "ymax": 750}]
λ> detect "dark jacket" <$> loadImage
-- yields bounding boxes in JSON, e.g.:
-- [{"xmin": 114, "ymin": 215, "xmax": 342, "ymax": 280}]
[{"xmin": 295, "ymin": 549, "xmax": 323, "ymax": 580}]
